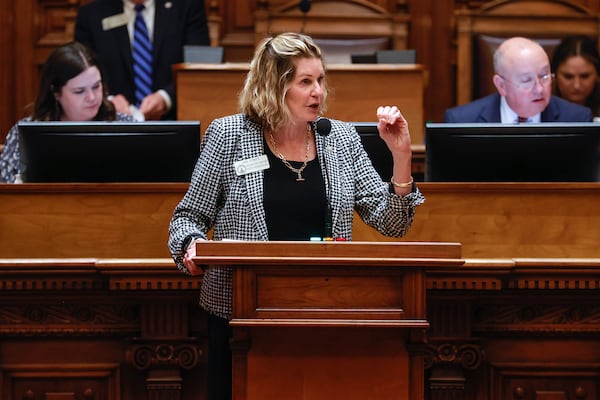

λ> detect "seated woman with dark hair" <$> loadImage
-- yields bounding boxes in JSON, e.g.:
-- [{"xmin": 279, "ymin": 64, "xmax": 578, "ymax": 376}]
[
  {"xmin": 0, "ymin": 41, "xmax": 133, "ymax": 183},
  {"xmin": 551, "ymin": 35, "xmax": 600, "ymax": 119}
]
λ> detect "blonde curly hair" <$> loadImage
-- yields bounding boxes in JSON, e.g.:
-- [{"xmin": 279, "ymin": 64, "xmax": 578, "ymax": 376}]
[{"xmin": 238, "ymin": 32, "xmax": 329, "ymax": 131}]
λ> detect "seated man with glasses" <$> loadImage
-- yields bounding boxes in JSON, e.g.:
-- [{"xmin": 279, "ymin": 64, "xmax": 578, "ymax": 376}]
[{"xmin": 444, "ymin": 36, "xmax": 592, "ymax": 123}]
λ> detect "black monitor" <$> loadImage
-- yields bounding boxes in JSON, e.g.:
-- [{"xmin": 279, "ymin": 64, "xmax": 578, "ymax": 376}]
[
  {"xmin": 18, "ymin": 120, "xmax": 201, "ymax": 183},
  {"xmin": 425, "ymin": 122, "xmax": 600, "ymax": 182},
  {"xmin": 351, "ymin": 53, "xmax": 377, "ymax": 64},
  {"xmin": 352, "ymin": 122, "xmax": 392, "ymax": 181}
]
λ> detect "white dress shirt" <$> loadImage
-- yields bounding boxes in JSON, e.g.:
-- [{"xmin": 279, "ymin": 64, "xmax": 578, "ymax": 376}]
[{"xmin": 500, "ymin": 96, "xmax": 540, "ymax": 123}]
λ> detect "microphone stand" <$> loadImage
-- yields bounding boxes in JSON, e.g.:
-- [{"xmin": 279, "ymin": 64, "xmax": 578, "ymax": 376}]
[{"xmin": 299, "ymin": 0, "xmax": 311, "ymax": 33}]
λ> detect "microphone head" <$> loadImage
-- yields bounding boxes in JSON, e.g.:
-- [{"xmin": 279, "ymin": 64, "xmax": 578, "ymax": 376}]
[
  {"xmin": 316, "ymin": 118, "xmax": 331, "ymax": 136},
  {"xmin": 299, "ymin": 0, "xmax": 311, "ymax": 13}
]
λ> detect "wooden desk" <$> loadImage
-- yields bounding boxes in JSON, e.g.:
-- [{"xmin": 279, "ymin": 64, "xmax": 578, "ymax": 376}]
[
  {"xmin": 355, "ymin": 182, "xmax": 600, "ymax": 258},
  {"xmin": 1, "ymin": 183, "xmax": 599, "ymax": 259},
  {"xmin": 0, "ymin": 258, "xmax": 206, "ymax": 400},
  {"xmin": 0, "ymin": 183, "xmax": 184, "ymax": 258},
  {"xmin": 2, "ymin": 183, "xmax": 600, "ymax": 399},
  {"xmin": 425, "ymin": 257, "xmax": 600, "ymax": 399},
  {"xmin": 174, "ymin": 63, "xmax": 428, "ymax": 144}
]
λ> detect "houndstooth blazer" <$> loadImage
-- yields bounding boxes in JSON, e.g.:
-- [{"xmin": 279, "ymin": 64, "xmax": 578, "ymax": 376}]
[{"xmin": 168, "ymin": 113, "xmax": 425, "ymax": 319}]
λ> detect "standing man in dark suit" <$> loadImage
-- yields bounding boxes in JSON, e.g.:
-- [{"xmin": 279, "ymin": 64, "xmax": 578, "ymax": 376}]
[
  {"xmin": 444, "ymin": 36, "xmax": 592, "ymax": 123},
  {"xmin": 75, "ymin": 0, "xmax": 210, "ymax": 121}
]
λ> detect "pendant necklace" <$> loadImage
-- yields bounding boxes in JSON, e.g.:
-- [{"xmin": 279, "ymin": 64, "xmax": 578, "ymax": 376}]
[{"xmin": 268, "ymin": 124, "xmax": 311, "ymax": 182}]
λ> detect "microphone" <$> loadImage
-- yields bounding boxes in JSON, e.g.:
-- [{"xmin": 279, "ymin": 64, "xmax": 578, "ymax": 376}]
[
  {"xmin": 299, "ymin": 0, "xmax": 311, "ymax": 13},
  {"xmin": 316, "ymin": 118, "xmax": 331, "ymax": 136}
]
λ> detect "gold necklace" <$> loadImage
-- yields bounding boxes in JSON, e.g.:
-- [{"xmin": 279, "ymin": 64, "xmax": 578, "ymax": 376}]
[{"xmin": 268, "ymin": 124, "xmax": 311, "ymax": 182}]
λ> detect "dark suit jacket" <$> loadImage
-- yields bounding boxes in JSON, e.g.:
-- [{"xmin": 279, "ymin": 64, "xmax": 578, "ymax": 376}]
[
  {"xmin": 444, "ymin": 93, "xmax": 593, "ymax": 123},
  {"xmin": 74, "ymin": 0, "xmax": 209, "ymax": 120}
]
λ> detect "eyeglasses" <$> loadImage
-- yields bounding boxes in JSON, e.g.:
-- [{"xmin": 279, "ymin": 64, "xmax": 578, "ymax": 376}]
[{"xmin": 499, "ymin": 73, "xmax": 554, "ymax": 91}]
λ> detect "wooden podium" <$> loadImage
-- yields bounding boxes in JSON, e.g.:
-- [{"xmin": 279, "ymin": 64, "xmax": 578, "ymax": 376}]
[{"xmin": 194, "ymin": 240, "xmax": 462, "ymax": 400}]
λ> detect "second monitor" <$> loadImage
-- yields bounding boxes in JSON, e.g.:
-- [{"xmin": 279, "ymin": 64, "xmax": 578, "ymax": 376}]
[
  {"xmin": 425, "ymin": 122, "xmax": 600, "ymax": 182},
  {"xmin": 18, "ymin": 120, "xmax": 201, "ymax": 183}
]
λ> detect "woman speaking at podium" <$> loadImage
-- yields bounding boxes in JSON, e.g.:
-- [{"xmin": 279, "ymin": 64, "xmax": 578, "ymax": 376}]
[{"xmin": 168, "ymin": 32, "xmax": 425, "ymax": 400}]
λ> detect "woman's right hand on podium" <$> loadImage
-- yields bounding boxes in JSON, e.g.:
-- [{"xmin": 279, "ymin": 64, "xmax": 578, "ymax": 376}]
[{"xmin": 183, "ymin": 238, "xmax": 205, "ymax": 275}]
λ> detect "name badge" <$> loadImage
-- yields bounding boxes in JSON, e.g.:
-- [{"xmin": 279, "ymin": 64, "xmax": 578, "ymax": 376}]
[
  {"xmin": 233, "ymin": 155, "xmax": 270, "ymax": 176},
  {"xmin": 102, "ymin": 13, "xmax": 129, "ymax": 31}
]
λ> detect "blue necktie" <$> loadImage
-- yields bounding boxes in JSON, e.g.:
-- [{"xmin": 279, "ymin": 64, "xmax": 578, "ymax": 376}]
[{"xmin": 132, "ymin": 4, "xmax": 153, "ymax": 107}]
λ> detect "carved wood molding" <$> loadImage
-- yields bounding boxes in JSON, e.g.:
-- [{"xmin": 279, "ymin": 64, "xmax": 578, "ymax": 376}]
[
  {"xmin": 424, "ymin": 342, "xmax": 485, "ymax": 370},
  {"xmin": 490, "ymin": 362, "xmax": 600, "ymax": 400},
  {"xmin": 473, "ymin": 301, "xmax": 600, "ymax": 336},
  {"xmin": 455, "ymin": 0, "xmax": 489, "ymax": 10},
  {"xmin": 35, "ymin": 0, "xmax": 82, "ymax": 47},
  {"xmin": 429, "ymin": 275, "xmax": 600, "ymax": 291},
  {"xmin": 0, "ymin": 303, "xmax": 138, "ymax": 336},
  {"xmin": 428, "ymin": 258, "xmax": 600, "ymax": 292},
  {"xmin": 0, "ymin": 259, "xmax": 202, "ymax": 292},
  {"xmin": 0, "ymin": 259, "xmax": 203, "ymax": 337},
  {"xmin": 254, "ymin": 0, "xmax": 410, "ymax": 49},
  {"xmin": 1, "ymin": 363, "xmax": 120, "ymax": 400},
  {"xmin": 127, "ymin": 340, "xmax": 203, "ymax": 370}
]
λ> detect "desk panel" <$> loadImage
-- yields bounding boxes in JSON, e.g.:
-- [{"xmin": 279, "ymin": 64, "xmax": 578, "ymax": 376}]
[
  {"xmin": 1, "ymin": 183, "xmax": 598, "ymax": 259},
  {"xmin": 357, "ymin": 182, "xmax": 600, "ymax": 258},
  {"xmin": 2, "ymin": 181, "xmax": 600, "ymax": 399},
  {"xmin": 0, "ymin": 258, "xmax": 204, "ymax": 400},
  {"xmin": 0, "ymin": 183, "xmax": 184, "ymax": 258},
  {"xmin": 174, "ymin": 63, "xmax": 427, "ymax": 144}
]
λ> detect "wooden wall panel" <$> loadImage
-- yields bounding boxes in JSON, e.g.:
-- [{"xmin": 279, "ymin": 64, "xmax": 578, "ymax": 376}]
[
  {"xmin": 12, "ymin": 1, "xmax": 36, "ymax": 139},
  {"xmin": 406, "ymin": 0, "xmax": 457, "ymax": 127},
  {"xmin": 581, "ymin": 0, "xmax": 600, "ymax": 8},
  {"xmin": 0, "ymin": 258, "xmax": 207, "ymax": 400},
  {"xmin": 0, "ymin": 2, "xmax": 15, "ymax": 144},
  {"xmin": 1, "ymin": 0, "xmax": 600, "ymax": 143},
  {"xmin": 216, "ymin": 0, "xmax": 258, "ymax": 61},
  {"xmin": 7, "ymin": 0, "xmax": 82, "ymax": 144}
]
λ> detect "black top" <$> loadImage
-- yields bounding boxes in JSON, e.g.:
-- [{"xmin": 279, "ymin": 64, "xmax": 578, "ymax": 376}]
[{"xmin": 263, "ymin": 143, "xmax": 329, "ymax": 240}]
